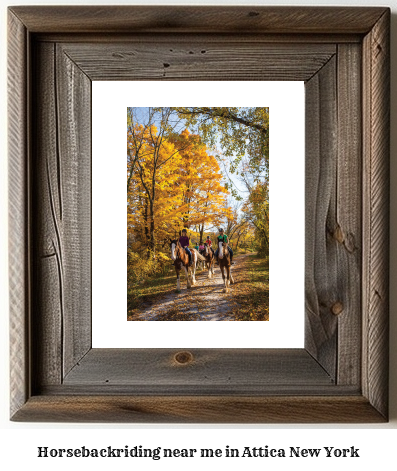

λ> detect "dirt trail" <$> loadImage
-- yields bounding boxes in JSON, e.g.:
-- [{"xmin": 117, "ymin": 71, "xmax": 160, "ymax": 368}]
[{"xmin": 132, "ymin": 254, "xmax": 249, "ymax": 321}]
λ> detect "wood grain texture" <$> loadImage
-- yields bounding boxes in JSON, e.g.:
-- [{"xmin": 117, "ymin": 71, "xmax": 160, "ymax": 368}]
[
  {"xmin": 8, "ymin": 10, "xmax": 29, "ymax": 419},
  {"xmin": 11, "ymin": 396, "xmax": 385, "ymax": 424},
  {"xmin": 336, "ymin": 44, "xmax": 362, "ymax": 386},
  {"xmin": 305, "ymin": 57, "xmax": 338, "ymax": 378},
  {"xmin": 56, "ymin": 45, "xmax": 91, "ymax": 377},
  {"xmin": 61, "ymin": 349, "xmax": 334, "ymax": 393},
  {"xmin": 362, "ymin": 10, "xmax": 390, "ymax": 419},
  {"xmin": 34, "ymin": 33, "xmax": 363, "ymax": 45},
  {"xmin": 32, "ymin": 42, "xmax": 62, "ymax": 387},
  {"xmin": 8, "ymin": 6, "xmax": 390, "ymax": 423},
  {"xmin": 9, "ymin": 6, "xmax": 387, "ymax": 34},
  {"xmin": 59, "ymin": 43, "xmax": 335, "ymax": 82},
  {"xmin": 31, "ymin": 42, "xmax": 91, "ymax": 388}
]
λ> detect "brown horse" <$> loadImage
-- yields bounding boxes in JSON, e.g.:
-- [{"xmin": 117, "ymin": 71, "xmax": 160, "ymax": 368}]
[
  {"xmin": 203, "ymin": 243, "xmax": 215, "ymax": 278},
  {"xmin": 170, "ymin": 240, "xmax": 204, "ymax": 291},
  {"xmin": 218, "ymin": 240, "xmax": 234, "ymax": 292}
]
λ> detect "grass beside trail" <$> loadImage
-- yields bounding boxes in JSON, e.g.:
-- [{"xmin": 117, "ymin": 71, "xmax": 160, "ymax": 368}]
[
  {"xmin": 127, "ymin": 254, "xmax": 269, "ymax": 321},
  {"xmin": 127, "ymin": 264, "xmax": 210, "ymax": 320},
  {"xmin": 230, "ymin": 254, "xmax": 269, "ymax": 321},
  {"xmin": 127, "ymin": 266, "xmax": 177, "ymax": 320}
]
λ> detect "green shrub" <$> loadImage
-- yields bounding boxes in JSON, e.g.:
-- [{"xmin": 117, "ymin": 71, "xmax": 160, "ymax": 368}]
[{"xmin": 127, "ymin": 250, "xmax": 171, "ymax": 287}]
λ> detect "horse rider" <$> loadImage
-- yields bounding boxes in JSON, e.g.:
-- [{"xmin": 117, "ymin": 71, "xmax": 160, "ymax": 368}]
[
  {"xmin": 214, "ymin": 228, "xmax": 233, "ymax": 264},
  {"xmin": 206, "ymin": 235, "xmax": 215, "ymax": 254},
  {"xmin": 179, "ymin": 229, "xmax": 193, "ymax": 266}
]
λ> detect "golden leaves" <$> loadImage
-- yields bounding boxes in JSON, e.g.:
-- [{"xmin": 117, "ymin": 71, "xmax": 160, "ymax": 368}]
[{"xmin": 127, "ymin": 126, "xmax": 229, "ymax": 248}]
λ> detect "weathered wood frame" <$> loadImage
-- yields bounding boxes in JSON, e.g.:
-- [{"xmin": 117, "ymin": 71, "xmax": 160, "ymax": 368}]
[{"xmin": 8, "ymin": 6, "xmax": 390, "ymax": 423}]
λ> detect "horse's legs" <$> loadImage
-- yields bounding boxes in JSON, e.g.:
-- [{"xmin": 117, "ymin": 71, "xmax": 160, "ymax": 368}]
[
  {"xmin": 224, "ymin": 266, "xmax": 230, "ymax": 292},
  {"xmin": 209, "ymin": 265, "xmax": 212, "ymax": 278},
  {"xmin": 207, "ymin": 260, "xmax": 212, "ymax": 278},
  {"xmin": 176, "ymin": 269, "xmax": 181, "ymax": 292},
  {"xmin": 191, "ymin": 253, "xmax": 197, "ymax": 284},
  {"xmin": 182, "ymin": 265, "xmax": 191, "ymax": 288},
  {"xmin": 229, "ymin": 264, "xmax": 234, "ymax": 284},
  {"xmin": 191, "ymin": 263, "xmax": 196, "ymax": 285},
  {"xmin": 220, "ymin": 265, "xmax": 227, "ymax": 292}
]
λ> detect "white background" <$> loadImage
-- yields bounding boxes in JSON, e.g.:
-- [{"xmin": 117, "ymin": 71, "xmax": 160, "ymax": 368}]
[
  {"xmin": 1, "ymin": 0, "xmax": 396, "ymax": 470},
  {"xmin": 92, "ymin": 81, "xmax": 305, "ymax": 348}
]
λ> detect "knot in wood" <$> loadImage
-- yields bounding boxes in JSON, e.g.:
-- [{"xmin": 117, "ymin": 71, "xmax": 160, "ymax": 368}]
[
  {"xmin": 333, "ymin": 225, "xmax": 344, "ymax": 244},
  {"xmin": 174, "ymin": 351, "xmax": 193, "ymax": 365},
  {"xmin": 331, "ymin": 302, "xmax": 344, "ymax": 316}
]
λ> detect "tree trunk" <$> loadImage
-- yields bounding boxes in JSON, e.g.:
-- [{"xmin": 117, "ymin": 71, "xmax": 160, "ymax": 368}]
[
  {"xmin": 235, "ymin": 233, "xmax": 241, "ymax": 251},
  {"xmin": 199, "ymin": 224, "xmax": 204, "ymax": 244},
  {"xmin": 149, "ymin": 200, "xmax": 155, "ymax": 254},
  {"xmin": 144, "ymin": 200, "xmax": 149, "ymax": 249}
]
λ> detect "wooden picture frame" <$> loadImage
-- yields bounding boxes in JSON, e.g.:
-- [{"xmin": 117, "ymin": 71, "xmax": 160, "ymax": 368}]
[{"xmin": 8, "ymin": 6, "xmax": 390, "ymax": 423}]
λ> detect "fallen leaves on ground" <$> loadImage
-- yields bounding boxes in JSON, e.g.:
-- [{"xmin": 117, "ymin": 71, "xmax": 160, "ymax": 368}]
[
  {"xmin": 228, "ymin": 256, "xmax": 269, "ymax": 321},
  {"xmin": 127, "ymin": 254, "xmax": 269, "ymax": 321}
]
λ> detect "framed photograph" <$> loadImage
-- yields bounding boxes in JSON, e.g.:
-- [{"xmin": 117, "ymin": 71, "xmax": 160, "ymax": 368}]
[
  {"xmin": 8, "ymin": 6, "xmax": 390, "ymax": 422},
  {"xmin": 92, "ymin": 81, "xmax": 304, "ymax": 348}
]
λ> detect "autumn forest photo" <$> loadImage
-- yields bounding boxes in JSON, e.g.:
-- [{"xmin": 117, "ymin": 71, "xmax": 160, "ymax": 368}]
[{"xmin": 127, "ymin": 107, "xmax": 269, "ymax": 321}]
